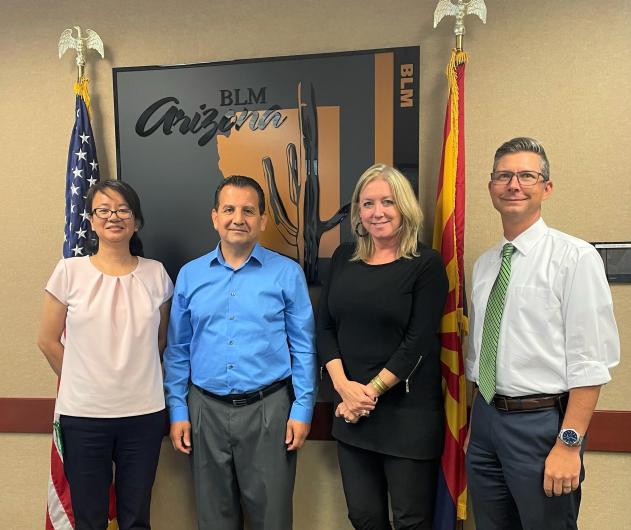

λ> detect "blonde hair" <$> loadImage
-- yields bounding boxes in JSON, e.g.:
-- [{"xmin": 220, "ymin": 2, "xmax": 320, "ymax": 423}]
[{"xmin": 350, "ymin": 164, "xmax": 423, "ymax": 262}]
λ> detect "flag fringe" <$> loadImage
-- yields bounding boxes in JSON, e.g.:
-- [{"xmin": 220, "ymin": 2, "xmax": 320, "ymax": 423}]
[
  {"xmin": 73, "ymin": 77, "xmax": 91, "ymax": 115},
  {"xmin": 446, "ymin": 49, "xmax": 468, "ymax": 340},
  {"xmin": 446, "ymin": 49, "xmax": 469, "ymax": 77}
]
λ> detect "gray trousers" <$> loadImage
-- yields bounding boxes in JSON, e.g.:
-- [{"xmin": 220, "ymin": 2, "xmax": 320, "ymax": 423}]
[
  {"xmin": 466, "ymin": 394, "xmax": 584, "ymax": 530},
  {"xmin": 188, "ymin": 384, "xmax": 297, "ymax": 530}
]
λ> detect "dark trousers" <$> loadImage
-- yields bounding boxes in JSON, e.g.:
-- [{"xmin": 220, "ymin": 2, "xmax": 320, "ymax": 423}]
[
  {"xmin": 60, "ymin": 410, "xmax": 165, "ymax": 530},
  {"xmin": 188, "ymin": 384, "xmax": 297, "ymax": 530},
  {"xmin": 337, "ymin": 441, "xmax": 439, "ymax": 530},
  {"xmin": 466, "ymin": 394, "xmax": 583, "ymax": 530}
]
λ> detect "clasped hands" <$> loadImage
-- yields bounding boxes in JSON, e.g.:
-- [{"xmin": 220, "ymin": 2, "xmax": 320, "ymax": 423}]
[{"xmin": 334, "ymin": 380, "xmax": 379, "ymax": 424}]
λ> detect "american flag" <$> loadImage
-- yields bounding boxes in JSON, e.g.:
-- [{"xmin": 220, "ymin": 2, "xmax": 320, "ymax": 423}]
[
  {"xmin": 63, "ymin": 83, "xmax": 100, "ymax": 259},
  {"xmin": 47, "ymin": 80, "xmax": 118, "ymax": 530}
]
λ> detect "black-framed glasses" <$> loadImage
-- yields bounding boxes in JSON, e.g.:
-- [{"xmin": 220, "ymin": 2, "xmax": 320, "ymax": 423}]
[
  {"xmin": 490, "ymin": 171, "xmax": 545, "ymax": 187},
  {"xmin": 91, "ymin": 208, "xmax": 134, "ymax": 220}
]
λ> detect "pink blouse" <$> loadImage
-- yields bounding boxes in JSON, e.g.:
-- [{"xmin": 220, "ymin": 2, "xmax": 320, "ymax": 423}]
[{"xmin": 46, "ymin": 256, "xmax": 173, "ymax": 418}]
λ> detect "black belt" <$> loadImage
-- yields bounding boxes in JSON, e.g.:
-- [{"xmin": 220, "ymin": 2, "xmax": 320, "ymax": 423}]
[
  {"xmin": 194, "ymin": 377, "xmax": 290, "ymax": 407},
  {"xmin": 492, "ymin": 393, "xmax": 568, "ymax": 413}
]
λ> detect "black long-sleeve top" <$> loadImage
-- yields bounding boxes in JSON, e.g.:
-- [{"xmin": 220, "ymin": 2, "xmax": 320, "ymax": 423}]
[{"xmin": 317, "ymin": 243, "xmax": 449, "ymax": 459}]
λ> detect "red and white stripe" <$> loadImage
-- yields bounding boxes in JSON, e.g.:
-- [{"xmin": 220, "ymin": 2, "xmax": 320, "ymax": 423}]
[{"xmin": 46, "ymin": 414, "xmax": 74, "ymax": 530}]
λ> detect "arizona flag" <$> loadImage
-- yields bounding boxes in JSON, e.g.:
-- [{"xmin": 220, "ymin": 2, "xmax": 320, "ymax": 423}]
[
  {"xmin": 45, "ymin": 78, "xmax": 117, "ymax": 530},
  {"xmin": 432, "ymin": 49, "xmax": 469, "ymax": 529}
]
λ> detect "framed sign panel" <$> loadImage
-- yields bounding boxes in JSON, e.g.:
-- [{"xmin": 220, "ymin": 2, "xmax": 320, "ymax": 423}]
[
  {"xmin": 592, "ymin": 242, "xmax": 631, "ymax": 283},
  {"xmin": 113, "ymin": 47, "xmax": 420, "ymax": 283}
]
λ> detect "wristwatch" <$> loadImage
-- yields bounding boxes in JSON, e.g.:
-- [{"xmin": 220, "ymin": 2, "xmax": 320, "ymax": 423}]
[{"xmin": 558, "ymin": 428, "xmax": 584, "ymax": 447}]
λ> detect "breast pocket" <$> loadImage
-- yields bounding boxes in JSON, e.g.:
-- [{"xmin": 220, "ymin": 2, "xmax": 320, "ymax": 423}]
[{"xmin": 512, "ymin": 286, "xmax": 561, "ymax": 334}]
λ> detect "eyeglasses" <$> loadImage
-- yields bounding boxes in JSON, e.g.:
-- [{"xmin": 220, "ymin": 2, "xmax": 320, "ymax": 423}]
[
  {"xmin": 490, "ymin": 171, "xmax": 546, "ymax": 187},
  {"xmin": 91, "ymin": 208, "xmax": 134, "ymax": 220}
]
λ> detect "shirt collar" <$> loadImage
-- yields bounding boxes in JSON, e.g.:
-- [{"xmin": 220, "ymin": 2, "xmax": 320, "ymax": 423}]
[
  {"xmin": 500, "ymin": 217, "xmax": 548, "ymax": 257},
  {"xmin": 209, "ymin": 242, "xmax": 264, "ymax": 269}
]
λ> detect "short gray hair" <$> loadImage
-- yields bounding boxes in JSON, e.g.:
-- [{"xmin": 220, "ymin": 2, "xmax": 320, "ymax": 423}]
[{"xmin": 493, "ymin": 137, "xmax": 550, "ymax": 181}]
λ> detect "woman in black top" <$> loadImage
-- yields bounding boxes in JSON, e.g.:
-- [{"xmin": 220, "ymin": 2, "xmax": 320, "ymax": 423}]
[{"xmin": 317, "ymin": 164, "xmax": 448, "ymax": 530}]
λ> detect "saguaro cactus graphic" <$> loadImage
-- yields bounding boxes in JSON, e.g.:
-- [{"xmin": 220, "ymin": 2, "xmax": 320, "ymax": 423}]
[
  {"xmin": 263, "ymin": 82, "xmax": 349, "ymax": 284},
  {"xmin": 263, "ymin": 144, "xmax": 300, "ymax": 251}
]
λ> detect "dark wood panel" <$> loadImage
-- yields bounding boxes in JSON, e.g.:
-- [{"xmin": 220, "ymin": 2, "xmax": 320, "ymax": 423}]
[
  {"xmin": 0, "ymin": 397, "xmax": 55, "ymax": 433},
  {"xmin": 584, "ymin": 410, "xmax": 631, "ymax": 452},
  {"xmin": 308, "ymin": 401, "xmax": 334, "ymax": 440},
  {"xmin": 1, "ymin": 397, "xmax": 629, "ymax": 453}
]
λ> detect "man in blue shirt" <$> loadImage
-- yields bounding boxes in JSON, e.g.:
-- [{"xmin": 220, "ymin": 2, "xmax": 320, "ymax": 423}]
[{"xmin": 164, "ymin": 175, "xmax": 317, "ymax": 530}]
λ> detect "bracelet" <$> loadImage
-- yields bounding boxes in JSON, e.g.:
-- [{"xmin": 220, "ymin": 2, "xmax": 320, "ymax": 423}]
[{"xmin": 370, "ymin": 375, "xmax": 390, "ymax": 395}]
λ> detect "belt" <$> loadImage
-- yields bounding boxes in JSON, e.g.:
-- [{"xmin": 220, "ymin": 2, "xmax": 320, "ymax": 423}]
[
  {"xmin": 492, "ymin": 393, "xmax": 569, "ymax": 413},
  {"xmin": 194, "ymin": 377, "xmax": 290, "ymax": 407}
]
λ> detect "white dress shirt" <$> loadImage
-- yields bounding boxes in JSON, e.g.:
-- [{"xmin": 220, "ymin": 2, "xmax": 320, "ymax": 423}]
[{"xmin": 466, "ymin": 218, "xmax": 619, "ymax": 396}]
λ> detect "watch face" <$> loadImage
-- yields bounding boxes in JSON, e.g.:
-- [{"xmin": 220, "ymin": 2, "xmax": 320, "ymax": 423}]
[{"xmin": 562, "ymin": 429, "xmax": 579, "ymax": 445}]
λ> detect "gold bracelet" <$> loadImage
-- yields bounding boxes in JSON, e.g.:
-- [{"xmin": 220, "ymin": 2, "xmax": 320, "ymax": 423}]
[
  {"xmin": 375, "ymin": 375, "xmax": 390, "ymax": 390},
  {"xmin": 370, "ymin": 375, "xmax": 390, "ymax": 395},
  {"xmin": 371, "ymin": 379, "xmax": 387, "ymax": 395},
  {"xmin": 369, "ymin": 380, "xmax": 384, "ymax": 395}
]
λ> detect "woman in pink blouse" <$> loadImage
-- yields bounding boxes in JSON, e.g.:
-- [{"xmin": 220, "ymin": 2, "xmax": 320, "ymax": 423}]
[{"xmin": 37, "ymin": 180, "xmax": 173, "ymax": 530}]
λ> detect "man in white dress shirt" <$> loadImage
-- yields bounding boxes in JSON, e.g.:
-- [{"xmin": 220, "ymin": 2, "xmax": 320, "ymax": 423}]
[{"xmin": 465, "ymin": 137, "xmax": 620, "ymax": 530}]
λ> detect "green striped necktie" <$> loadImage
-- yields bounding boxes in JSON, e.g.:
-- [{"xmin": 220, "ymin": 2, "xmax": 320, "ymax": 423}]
[{"xmin": 479, "ymin": 243, "xmax": 515, "ymax": 404}]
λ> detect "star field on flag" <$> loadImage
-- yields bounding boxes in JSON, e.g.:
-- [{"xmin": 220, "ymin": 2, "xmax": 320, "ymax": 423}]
[{"xmin": 64, "ymin": 94, "xmax": 100, "ymax": 258}]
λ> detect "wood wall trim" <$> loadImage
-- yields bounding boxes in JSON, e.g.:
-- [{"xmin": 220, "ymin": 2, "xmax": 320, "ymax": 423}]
[
  {"xmin": 0, "ymin": 397, "xmax": 55, "ymax": 433},
  {"xmin": 308, "ymin": 401, "xmax": 334, "ymax": 440},
  {"xmin": 1, "ymin": 398, "xmax": 629, "ymax": 453},
  {"xmin": 583, "ymin": 410, "xmax": 631, "ymax": 452}
]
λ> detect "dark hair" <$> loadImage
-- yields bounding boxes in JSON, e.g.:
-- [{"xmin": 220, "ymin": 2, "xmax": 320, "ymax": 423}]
[
  {"xmin": 493, "ymin": 137, "xmax": 550, "ymax": 181},
  {"xmin": 85, "ymin": 180, "xmax": 145, "ymax": 256},
  {"xmin": 214, "ymin": 175, "xmax": 266, "ymax": 214}
]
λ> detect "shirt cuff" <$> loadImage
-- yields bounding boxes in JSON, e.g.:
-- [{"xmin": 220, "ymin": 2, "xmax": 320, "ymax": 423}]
[
  {"xmin": 289, "ymin": 402, "xmax": 313, "ymax": 424},
  {"xmin": 567, "ymin": 361, "xmax": 612, "ymax": 389},
  {"xmin": 465, "ymin": 358, "xmax": 477, "ymax": 382},
  {"xmin": 169, "ymin": 405, "xmax": 190, "ymax": 423}
]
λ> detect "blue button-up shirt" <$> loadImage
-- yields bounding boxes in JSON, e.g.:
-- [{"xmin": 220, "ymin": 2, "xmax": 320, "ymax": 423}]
[{"xmin": 163, "ymin": 243, "xmax": 317, "ymax": 424}]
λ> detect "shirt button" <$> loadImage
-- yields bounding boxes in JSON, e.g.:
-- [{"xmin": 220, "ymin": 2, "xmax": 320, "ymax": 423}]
[
  {"xmin": 230, "ymin": 291, "xmax": 236, "ymax": 297},
  {"xmin": 228, "ymin": 340, "xmax": 234, "ymax": 345}
]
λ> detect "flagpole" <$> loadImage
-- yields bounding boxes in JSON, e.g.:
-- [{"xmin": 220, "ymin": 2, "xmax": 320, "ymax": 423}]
[
  {"xmin": 76, "ymin": 27, "xmax": 85, "ymax": 81},
  {"xmin": 432, "ymin": 2, "xmax": 487, "ymax": 529},
  {"xmin": 456, "ymin": 34, "xmax": 463, "ymax": 51},
  {"xmin": 46, "ymin": 27, "xmax": 110, "ymax": 530}
]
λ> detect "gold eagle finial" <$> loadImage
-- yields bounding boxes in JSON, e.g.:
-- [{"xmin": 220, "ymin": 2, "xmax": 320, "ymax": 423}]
[
  {"xmin": 434, "ymin": 0, "xmax": 487, "ymax": 50},
  {"xmin": 58, "ymin": 26, "xmax": 104, "ymax": 79}
]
